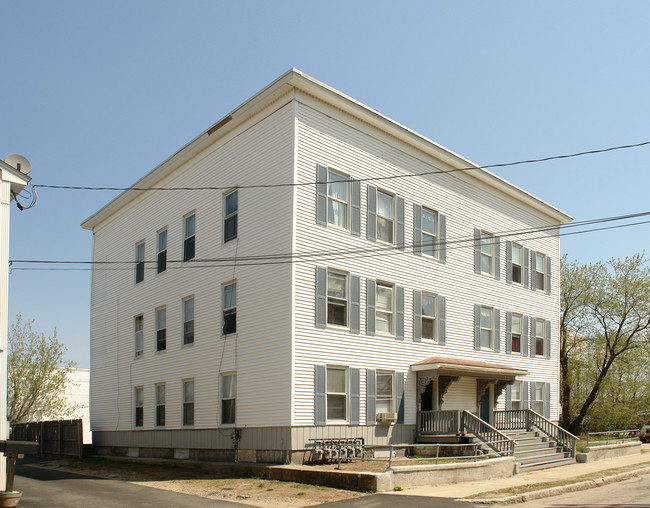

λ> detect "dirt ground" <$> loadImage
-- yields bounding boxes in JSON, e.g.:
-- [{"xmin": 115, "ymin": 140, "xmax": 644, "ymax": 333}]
[{"xmin": 32, "ymin": 458, "xmax": 371, "ymax": 507}]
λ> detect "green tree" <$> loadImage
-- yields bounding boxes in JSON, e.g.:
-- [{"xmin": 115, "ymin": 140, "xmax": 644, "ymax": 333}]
[{"xmin": 7, "ymin": 315, "xmax": 76, "ymax": 425}]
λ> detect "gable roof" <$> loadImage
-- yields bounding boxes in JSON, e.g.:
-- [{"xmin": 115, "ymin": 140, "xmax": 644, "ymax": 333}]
[{"xmin": 82, "ymin": 68, "xmax": 572, "ymax": 230}]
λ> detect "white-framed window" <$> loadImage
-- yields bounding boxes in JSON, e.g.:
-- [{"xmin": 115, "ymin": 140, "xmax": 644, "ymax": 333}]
[
  {"xmin": 480, "ymin": 306, "xmax": 493, "ymax": 349},
  {"xmin": 184, "ymin": 212, "xmax": 196, "ymax": 262},
  {"xmin": 479, "ymin": 231, "xmax": 494, "ymax": 275},
  {"xmin": 221, "ymin": 373, "xmax": 236, "ymax": 425},
  {"xmin": 421, "ymin": 293, "xmax": 437, "ymax": 341},
  {"xmin": 535, "ymin": 318, "xmax": 545, "ymax": 356},
  {"xmin": 155, "ymin": 383, "xmax": 165, "ymax": 427},
  {"xmin": 223, "ymin": 282, "xmax": 236, "ymax": 335},
  {"xmin": 326, "ymin": 366, "xmax": 347, "ymax": 421},
  {"xmin": 535, "ymin": 383, "xmax": 544, "ymax": 414},
  {"xmin": 376, "ymin": 281, "xmax": 394, "ymax": 335},
  {"xmin": 511, "ymin": 381, "xmax": 522, "ymax": 411},
  {"xmin": 134, "ymin": 386, "xmax": 144, "ymax": 427},
  {"xmin": 327, "ymin": 169, "xmax": 349, "ymax": 229},
  {"xmin": 327, "ymin": 270, "xmax": 348, "ymax": 327},
  {"xmin": 183, "ymin": 379, "xmax": 194, "ymax": 426},
  {"xmin": 156, "ymin": 307, "xmax": 166, "ymax": 352},
  {"xmin": 376, "ymin": 371, "xmax": 394, "ymax": 414},
  {"xmin": 511, "ymin": 313, "xmax": 522, "ymax": 354},
  {"xmin": 421, "ymin": 207, "xmax": 438, "ymax": 257},
  {"xmin": 535, "ymin": 252, "xmax": 546, "ymax": 291},
  {"xmin": 135, "ymin": 241, "xmax": 145, "ymax": 284},
  {"xmin": 224, "ymin": 190, "xmax": 238, "ymax": 243},
  {"xmin": 511, "ymin": 243, "xmax": 523, "ymax": 284},
  {"xmin": 376, "ymin": 190, "xmax": 394, "ymax": 244},
  {"xmin": 183, "ymin": 297, "xmax": 194, "ymax": 345},
  {"xmin": 157, "ymin": 228, "xmax": 167, "ymax": 274},
  {"xmin": 134, "ymin": 315, "xmax": 144, "ymax": 358}
]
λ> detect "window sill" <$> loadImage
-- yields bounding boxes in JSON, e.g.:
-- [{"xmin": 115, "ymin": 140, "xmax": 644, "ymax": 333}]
[
  {"xmin": 182, "ymin": 342, "xmax": 195, "ymax": 348},
  {"xmin": 325, "ymin": 223, "xmax": 351, "ymax": 234},
  {"xmin": 155, "ymin": 350, "xmax": 167, "ymax": 355},
  {"xmin": 326, "ymin": 324, "xmax": 350, "ymax": 332},
  {"xmin": 222, "ymin": 333, "xmax": 238, "ymax": 339},
  {"xmin": 220, "ymin": 423, "xmax": 236, "ymax": 428},
  {"xmin": 375, "ymin": 332, "xmax": 396, "ymax": 339}
]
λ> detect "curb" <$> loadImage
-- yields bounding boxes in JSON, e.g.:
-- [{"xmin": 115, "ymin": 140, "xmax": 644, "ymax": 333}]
[{"xmin": 461, "ymin": 466, "xmax": 650, "ymax": 504}]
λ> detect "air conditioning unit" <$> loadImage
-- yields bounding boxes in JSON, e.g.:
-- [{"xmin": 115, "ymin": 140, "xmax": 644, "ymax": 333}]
[{"xmin": 376, "ymin": 412, "xmax": 397, "ymax": 424}]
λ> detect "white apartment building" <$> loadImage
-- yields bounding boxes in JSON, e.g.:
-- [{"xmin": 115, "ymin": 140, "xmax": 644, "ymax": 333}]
[{"xmin": 82, "ymin": 69, "xmax": 572, "ymax": 464}]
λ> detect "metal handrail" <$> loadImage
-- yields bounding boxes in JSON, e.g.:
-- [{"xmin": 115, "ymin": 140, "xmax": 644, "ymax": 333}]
[{"xmin": 586, "ymin": 429, "xmax": 639, "ymax": 447}]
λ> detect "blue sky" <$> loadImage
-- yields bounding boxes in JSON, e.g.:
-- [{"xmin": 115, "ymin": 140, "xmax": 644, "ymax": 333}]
[{"xmin": 3, "ymin": 1, "xmax": 650, "ymax": 367}]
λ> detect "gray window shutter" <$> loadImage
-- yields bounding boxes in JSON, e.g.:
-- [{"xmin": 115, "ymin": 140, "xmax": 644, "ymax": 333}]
[
  {"xmin": 544, "ymin": 382, "xmax": 551, "ymax": 419},
  {"xmin": 366, "ymin": 278, "xmax": 376, "ymax": 335},
  {"xmin": 314, "ymin": 365, "xmax": 326, "ymax": 425},
  {"xmin": 505, "ymin": 384, "xmax": 512, "ymax": 410},
  {"xmin": 350, "ymin": 275, "xmax": 360, "ymax": 334},
  {"xmin": 523, "ymin": 247, "xmax": 530, "ymax": 289},
  {"xmin": 315, "ymin": 266, "xmax": 327, "ymax": 329},
  {"xmin": 366, "ymin": 185, "xmax": 376, "ymax": 242},
  {"xmin": 474, "ymin": 303, "xmax": 481, "ymax": 350},
  {"xmin": 506, "ymin": 311, "xmax": 512, "ymax": 354},
  {"xmin": 494, "ymin": 236, "xmax": 501, "ymax": 280},
  {"xmin": 396, "ymin": 285, "xmax": 405, "ymax": 340},
  {"xmin": 396, "ymin": 196, "xmax": 405, "ymax": 250},
  {"xmin": 523, "ymin": 381, "xmax": 529, "ymax": 409},
  {"xmin": 546, "ymin": 256, "xmax": 551, "ymax": 295},
  {"xmin": 530, "ymin": 381, "xmax": 536, "ymax": 412},
  {"xmin": 351, "ymin": 179, "xmax": 361, "ymax": 236},
  {"xmin": 413, "ymin": 204, "xmax": 422, "ymax": 256},
  {"xmin": 522, "ymin": 315, "xmax": 529, "ymax": 357},
  {"xmin": 530, "ymin": 249, "xmax": 537, "ymax": 291},
  {"xmin": 473, "ymin": 228, "xmax": 481, "ymax": 274},
  {"xmin": 438, "ymin": 213, "xmax": 447, "ymax": 264},
  {"xmin": 494, "ymin": 308, "xmax": 501, "ymax": 353},
  {"xmin": 505, "ymin": 240, "xmax": 513, "ymax": 284},
  {"xmin": 530, "ymin": 318, "xmax": 537, "ymax": 358},
  {"xmin": 545, "ymin": 319, "xmax": 551, "ymax": 359},
  {"xmin": 396, "ymin": 372, "xmax": 405, "ymax": 424},
  {"xmin": 350, "ymin": 368, "xmax": 360, "ymax": 425},
  {"xmin": 438, "ymin": 295, "xmax": 446, "ymax": 345},
  {"xmin": 316, "ymin": 164, "xmax": 327, "ymax": 226},
  {"xmin": 366, "ymin": 369, "xmax": 376, "ymax": 424},
  {"xmin": 413, "ymin": 289, "xmax": 422, "ymax": 342}
]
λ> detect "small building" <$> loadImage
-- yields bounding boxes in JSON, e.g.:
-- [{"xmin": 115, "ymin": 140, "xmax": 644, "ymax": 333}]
[{"xmin": 82, "ymin": 69, "xmax": 572, "ymax": 465}]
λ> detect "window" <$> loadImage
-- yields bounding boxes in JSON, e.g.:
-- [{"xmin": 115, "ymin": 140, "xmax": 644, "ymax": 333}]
[
  {"xmin": 134, "ymin": 387, "xmax": 143, "ymax": 427},
  {"xmin": 184, "ymin": 213, "xmax": 195, "ymax": 261},
  {"xmin": 134, "ymin": 315, "xmax": 144, "ymax": 358},
  {"xmin": 326, "ymin": 367, "xmax": 347, "ymax": 421},
  {"xmin": 535, "ymin": 383, "xmax": 544, "ymax": 414},
  {"xmin": 376, "ymin": 371, "xmax": 394, "ymax": 414},
  {"xmin": 157, "ymin": 229, "xmax": 167, "ymax": 274},
  {"xmin": 511, "ymin": 382, "xmax": 522, "ymax": 411},
  {"xmin": 376, "ymin": 191, "xmax": 394, "ymax": 243},
  {"xmin": 135, "ymin": 241, "xmax": 145, "ymax": 284},
  {"xmin": 155, "ymin": 384, "xmax": 165, "ymax": 426},
  {"xmin": 535, "ymin": 318, "xmax": 545, "ymax": 356},
  {"xmin": 480, "ymin": 306, "xmax": 493, "ymax": 349},
  {"xmin": 376, "ymin": 282, "xmax": 394, "ymax": 335},
  {"xmin": 183, "ymin": 379, "xmax": 194, "ymax": 426},
  {"xmin": 511, "ymin": 313, "xmax": 522, "ymax": 353},
  {"xmin": 327, "ymin": 270, "xmax": 347, "ymax": 326},
  {"xmin": 183, "ymin": 297, "xmax": 194, "ymax": 345},
  {"xmin": 511, "ymin": 243, "xmax": 522, "ymax": 284},
  {"xmin": 421, "ymin": 208, "xmax": 438, "ymax": 257},
  {"xmin": 221, "ymin": 373, "xmax": 236, "ymax": 425},
  {"xmin": 224, "ymin": 190, "xmax": 238, "ymax": 243},
  {"xmin": 421, "ymin": 293, "xmax": 437, "ymax": 341},
  {"xmin": 479, "ymin": 232, "xmax": 493, "ymax": 275},
  {"xmin": 156, "ymin": 307, "xmax": 166, "ymax": 352},
  {"xmin": 223, "ymin": 282, "xmax": 236, "ymax": 335},
  {"xmin": 327, "ymin": 170, "xmax": 348, "ymax": 229},
  {"xmin": 535, "ymin": 252, "xmax": 546, "ymax": 291}
]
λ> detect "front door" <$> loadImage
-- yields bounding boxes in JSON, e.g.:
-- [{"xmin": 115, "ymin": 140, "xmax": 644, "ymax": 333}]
[{"xmin": 479, "ymin": 389, "xmax": 490, "ymax": 422}]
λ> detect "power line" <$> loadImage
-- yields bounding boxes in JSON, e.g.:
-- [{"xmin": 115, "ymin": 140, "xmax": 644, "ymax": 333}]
[{"xmin": 31, "ymin": 140, "xmax": 650, "ymax": 192}]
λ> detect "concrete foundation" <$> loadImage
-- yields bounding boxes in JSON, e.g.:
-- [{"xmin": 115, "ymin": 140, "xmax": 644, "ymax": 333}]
[{"xmin": 577, "ymin": 441, "xmax": 642, "ymax": 463}]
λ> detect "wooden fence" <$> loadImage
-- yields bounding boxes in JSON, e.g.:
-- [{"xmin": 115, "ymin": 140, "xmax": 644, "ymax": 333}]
[{"xmin": 10, "ymin": 419, "xmax": 83, "ymax": 458}]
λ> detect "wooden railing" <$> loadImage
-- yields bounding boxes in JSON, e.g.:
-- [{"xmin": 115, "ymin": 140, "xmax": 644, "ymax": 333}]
[
  {"xmin": 494, "ymin": 409, "xmax": 577, "ymax": 458},
  {"xmin": 462, "ymin": 410, "xmax": 515, "ymax": 457},
  {"xmin": 418, "ymin": 410, "xmax": 461, "ymax": 435}
]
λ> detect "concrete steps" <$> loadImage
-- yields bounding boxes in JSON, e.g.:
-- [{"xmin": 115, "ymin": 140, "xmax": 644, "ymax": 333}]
[{"xmin": 501, "ymin": 430, "xmax": 575, "ymax": 471}]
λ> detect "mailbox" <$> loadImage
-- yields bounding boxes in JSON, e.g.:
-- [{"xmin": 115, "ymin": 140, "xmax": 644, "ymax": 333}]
[{"xmin": 0, "ymin": 441, "xmax": 39, "ymax": 455}]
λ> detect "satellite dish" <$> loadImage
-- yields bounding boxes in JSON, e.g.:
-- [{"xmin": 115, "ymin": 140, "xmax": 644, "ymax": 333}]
[{"xmin": 4, "ymin": 154, "xmax": 32, "ymax": 175}]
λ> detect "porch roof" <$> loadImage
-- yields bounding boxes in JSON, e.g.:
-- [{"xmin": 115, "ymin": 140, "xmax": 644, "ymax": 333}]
[{"xmin": 411, "ymin": 356, "xmax": 528, "ymax": 379}]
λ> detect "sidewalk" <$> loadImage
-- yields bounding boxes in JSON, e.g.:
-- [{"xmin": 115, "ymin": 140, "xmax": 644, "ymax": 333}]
[{"xmin": 386, "ymin": 446, "xmax": 650, "ymax": 502}]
